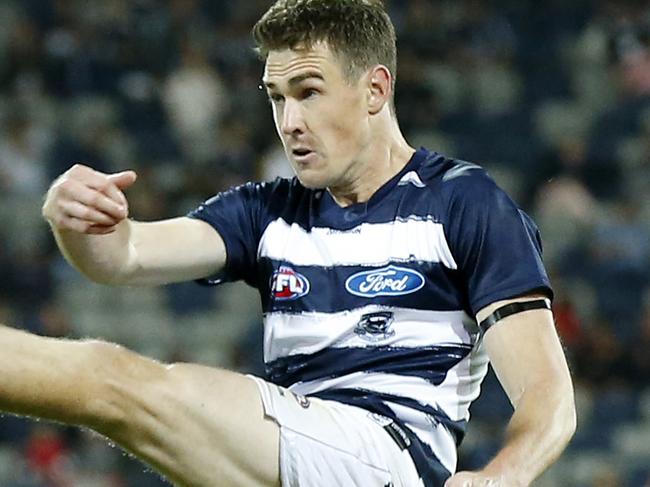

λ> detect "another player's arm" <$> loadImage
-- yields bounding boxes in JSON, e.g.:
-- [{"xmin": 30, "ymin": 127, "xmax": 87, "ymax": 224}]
[
  {"xmin": 446, "ymin": 295, "xmax": 576, "ymax": 486},
  {"xmin": 43, "ymin": 164, "xmax": 227, "ymax": 286}
]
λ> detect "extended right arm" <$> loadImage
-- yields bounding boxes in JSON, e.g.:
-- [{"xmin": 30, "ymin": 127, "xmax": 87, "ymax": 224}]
[{"xmin": 43, "ymin": 164, "xmax": 227, "ymax": 286}]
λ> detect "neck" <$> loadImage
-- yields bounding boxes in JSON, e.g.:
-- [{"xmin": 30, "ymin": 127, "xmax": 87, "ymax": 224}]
[{"xmin": 328, "ymin": 115, "xmax": 415, "ymax": 207}]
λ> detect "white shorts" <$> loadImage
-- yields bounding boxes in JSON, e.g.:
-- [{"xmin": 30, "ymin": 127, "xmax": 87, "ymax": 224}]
[{"xmin": 250, "ymin": 376, "xmax": 424, "ymax": 487}]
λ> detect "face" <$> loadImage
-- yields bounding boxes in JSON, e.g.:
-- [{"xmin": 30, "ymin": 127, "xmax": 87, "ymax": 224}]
[
  {"xmin": 263, "ymin": 43, "xmax": 372, "ymax": 189},
  {"xmin": 619, "ymin": 51, "xmax": 650, "ymax": 96}
]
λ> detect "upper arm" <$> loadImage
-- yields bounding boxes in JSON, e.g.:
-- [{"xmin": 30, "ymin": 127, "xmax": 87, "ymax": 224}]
[
  {"xmin": 126, "ymin": 216, "xmax": 227, "ymax": 286},
  {"xmin": 443, "ymin": 170, "xmax": 552, "ymax": 316},
  {"xmin": 479, "ymin": 296, "xmax": 573, "ymax": 408},
  {"xmin": 441, "ymin": 168, "xmax": 564, "ymax": 403}
]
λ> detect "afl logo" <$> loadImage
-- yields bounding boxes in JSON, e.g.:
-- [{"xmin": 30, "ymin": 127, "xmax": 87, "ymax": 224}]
[
  {"xmin": 346, "ymin": 265, "xmax": 425, "ymax": 297},
  {"xmin": 270, "ymin": 266, "xmax": 310, "ymax": 300}
]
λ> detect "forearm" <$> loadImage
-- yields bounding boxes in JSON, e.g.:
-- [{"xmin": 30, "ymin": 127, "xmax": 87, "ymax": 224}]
[
  {"xmin": 51, "ymin": 219, "xmax": 137, "ymax": 285},
  {"xmin": 465, "ymin": 300, "xmax": 577, "ymax": 486},
  {"xmin": 43, "ymin": 165, "xmax": 226, "ymax": 287},
  {"xmin": 52, "ymin": 215, "xmax": 229, "ymax": 287},
  {"xmin": 481, "ymin": 383, "xmax": 576, "ymax": 485}
]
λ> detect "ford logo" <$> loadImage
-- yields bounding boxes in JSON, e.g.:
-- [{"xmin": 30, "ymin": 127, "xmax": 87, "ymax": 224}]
[{"xmin": 345, "ymin": 265, "xmax": 425, "ymax": 297}]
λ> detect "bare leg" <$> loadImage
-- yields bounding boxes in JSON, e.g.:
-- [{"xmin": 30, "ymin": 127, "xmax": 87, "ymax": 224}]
[{"xmin": 0, "ymin": 325, "xmax": 280, "ymax": 487}]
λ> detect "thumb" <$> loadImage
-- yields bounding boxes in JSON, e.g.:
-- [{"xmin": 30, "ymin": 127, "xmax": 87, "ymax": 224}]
[{"xmin": 107, "ymin": 170, "xmax": 137, "ymax": 190}]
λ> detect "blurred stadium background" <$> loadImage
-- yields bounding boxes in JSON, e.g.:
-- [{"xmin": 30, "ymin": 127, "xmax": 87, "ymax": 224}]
[{"xmin": 0, "ymin": 0, "xmax": 648, "ymax": 485}]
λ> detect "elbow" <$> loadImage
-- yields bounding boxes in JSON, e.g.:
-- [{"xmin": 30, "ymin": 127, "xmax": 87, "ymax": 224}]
[
  {"xmin": 539, "ymin": 369, "xmax": 578, "ymax": 449},
  {"xmin": 82, "ymin": 245, "xmax": 141, "ymax": 287},
  {"xmin": 76, "ymin": 266, "xmax": 130, "ymax": 286},
  {"xmin": 75, "ymin": 261, "xmax": 138, "ymax": 287},
  {"xmin": 524, "ymin": 381, "xmax": 577, "ymax": 455},
  {"xmin": 560, "ymin": 395, "xmax": 577, "ymax": 446},
  {"xmin": 547, "ymin": 382, "xmax": 577, "ymax": 451},
  {"xmin": 93, "ymin": 274, "xmax": 131, "ymax": 287}
]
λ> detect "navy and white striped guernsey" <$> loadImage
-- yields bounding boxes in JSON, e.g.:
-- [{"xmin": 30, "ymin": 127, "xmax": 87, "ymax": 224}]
[{"xmin": 188, "ymin": 148, "xmax": 553, "ymax": 485}]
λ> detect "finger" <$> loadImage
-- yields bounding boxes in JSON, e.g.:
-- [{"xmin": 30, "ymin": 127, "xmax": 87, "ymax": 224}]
[
  {"xmin": 59, "ymin": 200, "xmax": 120, "ymax": 227},
  {"xmin": 105, "ymin": 171, "xmax": 137, "ymax": 207},
  {"xmin": 56, "ymin": 216, "xmax": 97, "ymax": 234},
  {"xmin": 67, "ymin": 165, "xmax": 130, "ymax": 208},
  {"xmin": 86, "ymin": 174, "xmax": 128, "ymax": 208},
  {"xmin": 59, "ymin": 180, "xmax": 127, "ymax": 220},
  {"xmin": 86, "ymin": 224, "xmax": 118, "ymax": 235},
  {"xmin": 57, "ymin": 216, "xmax": 119, "ymax": 235},
  {"xmin": 107, "ymin": 170, "xmax": 137, "ymax": 190}
]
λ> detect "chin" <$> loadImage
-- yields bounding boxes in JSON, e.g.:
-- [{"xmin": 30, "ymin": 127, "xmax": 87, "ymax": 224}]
[
  {"xmin": 293, "ymin": 168, "xmax": 332, "ymax": 190},
  {"xmin": 295, "ymin": 174, "xmax": 329, "ymax": 189}
]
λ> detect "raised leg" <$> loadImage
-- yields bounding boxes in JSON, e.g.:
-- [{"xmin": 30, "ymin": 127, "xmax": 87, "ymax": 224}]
[{"xmin": 0, "ymin": 325, "xmax": 280, "ymax": 487}]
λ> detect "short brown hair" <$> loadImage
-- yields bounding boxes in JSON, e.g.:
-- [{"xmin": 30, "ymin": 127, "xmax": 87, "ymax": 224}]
[{"xmin": 253, "ymin": 0, "xmax": 397, "ymax": 90}]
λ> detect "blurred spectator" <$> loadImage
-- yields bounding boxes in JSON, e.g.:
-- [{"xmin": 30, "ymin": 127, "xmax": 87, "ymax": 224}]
[
  {"xmin": 34, "ymin": 302, "xmax": 74, "ymax": 338},
  {"xmin": 626, "ymin": 297, "xmax": 650, "ymax": 385},
  {"xmin": 584, "ymin": 198, "xmax": 649, "ymax": 340},
  {"xmin": 0, "ymin": 1, "xmax": 648, "ymax": 485},
  {"xmin": 24, "ymin": 425, "xmax": 71, "ymax": 486},
  {"xmin": 259, "ymin": 143, "xmax": 294, "ymax": 181},
  {"xmin": 47, "ymin": 97, "xmax": 120, "ymax": 179},
  {"xmin": 573, "ymin": 318, "xmax": 627, "ymax": 388},
  {"xmin": 552, "ymin": 294, "xmax": 583, "ymax": 350},
  {"xmin": 533, "ymin": 176, "xmax": 596, "ymax": 268},
  {"xmin": 590, "ymin": 465, "xmax": 624, "ymax": 487},
  {"xmin": 588, "ymin": 13, "xmax": 650, "ymax": 198},
  {"xmin": 207, "ymin": 115, "xmax": 257, "ymax": 184},
  {"xmin": 162, "ymin": 38, "xmax": 228, "ymax": 163},
  {"xmin": 0, "ymin": 111, "xmax": 50, "ymax": 196}
]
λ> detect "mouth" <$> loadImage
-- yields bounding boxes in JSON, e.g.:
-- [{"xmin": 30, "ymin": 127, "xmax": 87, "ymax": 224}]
[{"xmin": 292, "ymin": 148, "xmax": 315, "ymax": 162}]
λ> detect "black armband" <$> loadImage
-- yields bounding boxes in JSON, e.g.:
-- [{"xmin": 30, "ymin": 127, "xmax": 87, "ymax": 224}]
[{"xmin": 478, "ymin": 298, "xmax": 551, "ymax": 334}]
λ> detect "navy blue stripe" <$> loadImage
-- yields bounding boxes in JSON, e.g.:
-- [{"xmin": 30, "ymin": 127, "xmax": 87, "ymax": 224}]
[
  {"xmin": 313, "ymin": 149, "xmax": 441, "ymax": 229},
  {"xmin": 311, "ymin": 184, "xmax": 445, "ymax": 230},
  {"xmin": 259, "ymin": 258, "xmax": 469, "ymax": 314},
  {"xmin": 311, "ymin": 388, "xmax": 453, "ymax": 487},
  {"xmin": 230, "ymin": 149, "xmax": 449, "ymax": 236},
  {"xmin": 313, "ymin": 388, "xmax": 467, "ymax": 443},
  {"xmin": 266, "ymin": 344, "xmax": 472, "ymax": 387}
]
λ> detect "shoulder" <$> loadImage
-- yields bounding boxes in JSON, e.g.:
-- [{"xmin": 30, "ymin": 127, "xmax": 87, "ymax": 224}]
[
  {"xmin": 202, "ymin": 176, "xmax": 309, "ymax": 209},
  {"xmin": 416, "ymin": 151, "xmax": 506, "ymax": 209}
]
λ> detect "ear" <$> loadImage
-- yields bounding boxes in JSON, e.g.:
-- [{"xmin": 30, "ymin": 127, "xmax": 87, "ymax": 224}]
[{"xmin": 367, "ymin": 65, "xmax": 392, "ymax": 115}]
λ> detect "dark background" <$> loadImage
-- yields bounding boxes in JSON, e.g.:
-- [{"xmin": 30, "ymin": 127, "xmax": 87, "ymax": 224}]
[{"xmin": 0, "ymin": 1, "xmax": 648, "ymax": 485}]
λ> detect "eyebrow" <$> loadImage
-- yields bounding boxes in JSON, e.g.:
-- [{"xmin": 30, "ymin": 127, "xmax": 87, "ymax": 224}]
[{"xmin": 262, "ymin": 71, "xmax": 325, "ymax": 90}]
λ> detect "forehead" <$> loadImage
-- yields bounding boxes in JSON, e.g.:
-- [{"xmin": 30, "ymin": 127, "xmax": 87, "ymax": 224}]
[{"xmin": 263, "ymin": 43, "xmax": 344, "ymax": 87}]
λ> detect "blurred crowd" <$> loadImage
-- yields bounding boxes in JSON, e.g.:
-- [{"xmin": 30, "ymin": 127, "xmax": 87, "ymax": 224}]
[{"xmin": 0, "ymin": 0, "xmax": 648, "ymax": 486}]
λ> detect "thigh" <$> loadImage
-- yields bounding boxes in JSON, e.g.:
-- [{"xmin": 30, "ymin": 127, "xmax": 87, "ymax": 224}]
[{"xmin": 102, "ymin": 361, "xmax": 280, "ymax": 487}]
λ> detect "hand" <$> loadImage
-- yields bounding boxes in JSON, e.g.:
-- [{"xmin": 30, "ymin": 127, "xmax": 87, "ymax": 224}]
[
  {"xmin": 445, "ymin": 471, "xmax": 516, "ymax": 487},
  {"xmin": 42, "ymin": 164, "xmax": 137, "ymax": 235}
]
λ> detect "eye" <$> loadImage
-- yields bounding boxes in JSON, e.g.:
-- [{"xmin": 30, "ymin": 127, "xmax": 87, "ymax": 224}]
[{"xmin": 302, "ymin": 88, "xmax": 319, "ymax": 100}]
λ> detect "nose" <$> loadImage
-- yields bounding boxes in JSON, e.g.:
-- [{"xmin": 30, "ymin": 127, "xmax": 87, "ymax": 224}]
[{"xmin": 281, "ymin": 98, "xmax": 304, "ymax": 136}]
